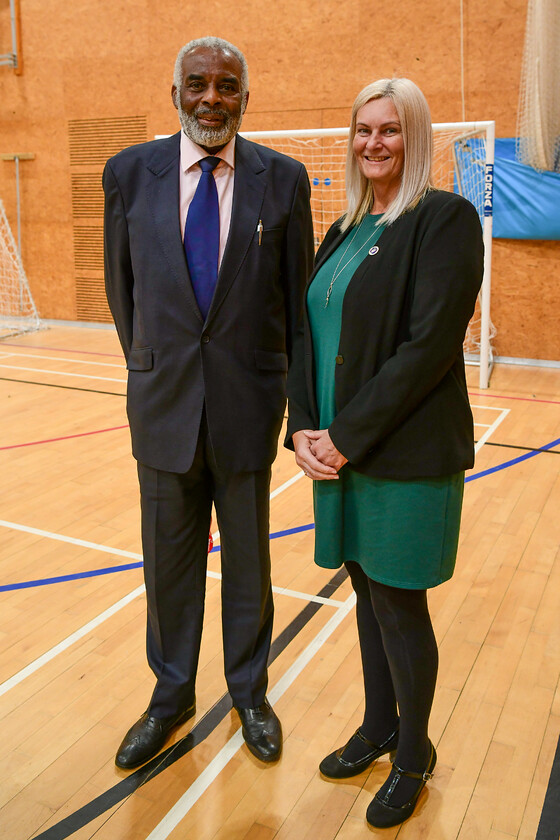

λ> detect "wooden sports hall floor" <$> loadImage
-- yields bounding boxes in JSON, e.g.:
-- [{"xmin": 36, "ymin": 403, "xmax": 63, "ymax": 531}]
[{"xmin": 0, "ymin": 325, "xmax": 559, "ymax": 840}]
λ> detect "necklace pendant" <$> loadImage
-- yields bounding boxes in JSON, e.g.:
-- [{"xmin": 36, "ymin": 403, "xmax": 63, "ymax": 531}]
[{"xmin": 325, "ymin": 221, "xmax": 380, "ymax": 307}]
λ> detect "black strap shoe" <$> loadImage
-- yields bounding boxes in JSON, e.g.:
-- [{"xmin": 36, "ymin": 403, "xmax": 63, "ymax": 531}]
[
  {"xmin": 235, "ymin": 699, "xmax": 282, "ymax": 762},
  {"xmin": 115, "ymin": 701, "xmax": 196, "ymax": 769},
  {"xmin": 319, "ymin": 725, "xmax": 399, "ymax": 779},
  {"xmin": 366, "ymin": 742, "xmax": 437, "ymax": 828}
]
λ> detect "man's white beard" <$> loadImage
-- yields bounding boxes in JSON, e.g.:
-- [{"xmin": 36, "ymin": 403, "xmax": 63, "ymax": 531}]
[{"xmin": 178, "ymin": 102, "xmax": 243, "ymax": 148}]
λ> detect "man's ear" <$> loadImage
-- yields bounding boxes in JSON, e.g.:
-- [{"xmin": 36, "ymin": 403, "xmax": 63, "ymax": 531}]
[{"xmin": 171, "ymin": 85, "xmax": 179, "ymax": 110}]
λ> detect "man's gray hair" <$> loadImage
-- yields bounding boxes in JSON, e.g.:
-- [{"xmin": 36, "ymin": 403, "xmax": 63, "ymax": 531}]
[{"xmin": 173, "ymin": 37, "xmax": 249, "ymax": 104}]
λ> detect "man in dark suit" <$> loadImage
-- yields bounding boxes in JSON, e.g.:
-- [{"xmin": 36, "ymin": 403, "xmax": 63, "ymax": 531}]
[{"xmin": 103, "ymin": 36, "xmax": 314, "ymax": 769}]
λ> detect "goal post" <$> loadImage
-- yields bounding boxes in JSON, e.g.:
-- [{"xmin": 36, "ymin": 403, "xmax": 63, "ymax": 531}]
[
  {"xmin": 241, "ymin": 121, "xmax": 496, "ymax": 389},
  {"xmin": 0, "ymin": 199, "xmax": 42, "ymax": 338}
]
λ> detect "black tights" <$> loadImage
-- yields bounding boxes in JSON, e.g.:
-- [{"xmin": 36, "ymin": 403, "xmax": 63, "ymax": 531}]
[{"xmin": 346, "ymin": 561, "xmax": 438, "ymax": 775}]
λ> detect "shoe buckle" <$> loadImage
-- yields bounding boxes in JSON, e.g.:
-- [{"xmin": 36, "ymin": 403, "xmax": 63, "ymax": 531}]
[{"xmin": 422, "ymin": 770, "xmax": 434, "ymax": 781}]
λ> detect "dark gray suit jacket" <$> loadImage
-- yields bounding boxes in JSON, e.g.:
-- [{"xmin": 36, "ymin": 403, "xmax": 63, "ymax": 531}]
[
  {"xmin": 104, "ymin": 132, "xmax": 314, "ymax": 474},
  {"xmin": 286, "ymin": 189, "xmax": 484, "ymax": 478}
]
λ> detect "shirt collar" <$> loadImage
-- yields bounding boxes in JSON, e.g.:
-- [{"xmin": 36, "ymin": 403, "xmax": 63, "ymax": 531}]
[{"xmin": 180, "ymin": 130, "xmax": 236, "ymax": 173}]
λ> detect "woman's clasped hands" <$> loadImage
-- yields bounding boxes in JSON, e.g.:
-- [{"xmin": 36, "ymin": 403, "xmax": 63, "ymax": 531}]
[{"xmin": 292, "ymin": 429, "xmax": 348, "ymax": 480}]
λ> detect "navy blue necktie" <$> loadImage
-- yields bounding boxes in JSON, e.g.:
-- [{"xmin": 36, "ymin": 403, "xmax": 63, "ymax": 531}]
[{"xmin": 184, "ymin": 156, "xmax": 221, "ymax": 319}]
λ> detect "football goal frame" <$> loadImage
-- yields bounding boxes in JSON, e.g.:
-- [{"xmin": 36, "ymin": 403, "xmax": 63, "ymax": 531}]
[
  {"xmin": 241, "ymin": 121, "xmax": 495, "ymax": 389},
  {"xmin": 0, "ymin": 199, "xmax": 41, "ymax": 338}
]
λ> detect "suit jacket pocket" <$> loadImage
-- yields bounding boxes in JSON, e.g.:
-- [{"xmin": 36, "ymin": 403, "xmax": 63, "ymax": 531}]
[
  {"xmin": 127, "ymin": 347, "xmax": 153, "ymax": 371},
  {"xmin": 255, "ymin": 349, "xmax": 288, "ymax": 372},
  {"xmin": 254, "ymin": 226, "xmax": 283, "ymax": 244}
]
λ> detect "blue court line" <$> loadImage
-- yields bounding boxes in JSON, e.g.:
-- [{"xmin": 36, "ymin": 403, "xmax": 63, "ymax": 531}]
[
  {"xmin": 0, "ymin": 523, "xmax": 316, "ymax": 593},
  {"xmin": 1, "ymin": 438, "xmax": 559, "ymax": 594},
  {"xmin": 465, "ymin": 436, "xmax": 560, "ymax": 482},
  {"xmin": 0, "ymin": 562, "xmax": 144, "ymax": 592}
]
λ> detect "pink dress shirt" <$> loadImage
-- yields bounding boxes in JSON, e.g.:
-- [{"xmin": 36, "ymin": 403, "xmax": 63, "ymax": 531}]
[{"xmin": 179, "ymin": 131, "xmax": 235, "ymax": 268}]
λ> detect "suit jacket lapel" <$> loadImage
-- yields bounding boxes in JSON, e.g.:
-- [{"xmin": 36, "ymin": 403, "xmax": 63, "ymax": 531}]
[
  {"xmin": 311, "ymin": 217, "xmax": 389, "ymax": 289},
  {"xmin": 207, "ymin": 135, "xmax": 266, "ymax": 321},
  {"xmin": 145, "ymin": 132, "xmax": 204, "ymax": 323},
  {"xmin": 313, "ymin": 224, "xmax": 347, "ymax": 278}
]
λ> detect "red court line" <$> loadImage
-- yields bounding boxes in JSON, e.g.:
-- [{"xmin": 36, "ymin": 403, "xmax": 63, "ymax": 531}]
[
  {"xmin": 469, "ymin": 391, "xmax": 560, "ymax": 405},
  {"xmin": 0, "ymin": 425, "xmax": 129, "ymax": 450},
  {"xmin": 0, "ymin": 342, "xmax": 122, "ymax": 358}
]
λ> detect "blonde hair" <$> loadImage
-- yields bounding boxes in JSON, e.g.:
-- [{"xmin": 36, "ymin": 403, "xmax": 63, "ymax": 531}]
[{"xmin": 341, "ymin": 78, "xmax": 434, "ymax": 231}]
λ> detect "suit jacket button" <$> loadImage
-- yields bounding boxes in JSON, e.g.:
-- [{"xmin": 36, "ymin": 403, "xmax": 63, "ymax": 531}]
[
  {"xmin": 202, "ymin": 334, "xmax": 210, "ymax": 344},
  {"xmin": 335, "ymin": 354, "xmax": 344, "ymax": 365}
]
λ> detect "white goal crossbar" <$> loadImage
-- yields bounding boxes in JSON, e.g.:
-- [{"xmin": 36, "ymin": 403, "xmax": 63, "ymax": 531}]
[{"xmin": 242, "ymin": 121, "xmax": 495, "ymax": 389}]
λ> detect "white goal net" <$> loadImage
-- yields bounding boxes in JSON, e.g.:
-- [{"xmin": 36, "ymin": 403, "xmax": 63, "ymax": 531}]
[
  {"xmin": 0, "ymin": 199, "xmax": 41, "ymax": 339},
  {"xmin": 242, "ymin": 122, "xmax": 495, "ymax": 388},
  {"xmin": 516, "ymin": 0, "xmax": 560, "ymax": 172}
]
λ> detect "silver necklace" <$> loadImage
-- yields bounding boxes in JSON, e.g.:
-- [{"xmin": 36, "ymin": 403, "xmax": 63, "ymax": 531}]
[{"xmin": 325, "ymin": 221, "xmax": 380, "ymax": 307}]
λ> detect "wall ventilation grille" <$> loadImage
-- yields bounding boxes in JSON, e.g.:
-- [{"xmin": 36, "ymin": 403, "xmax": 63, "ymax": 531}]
[
  {"xmin": 68, "ymin": 117, "xmax": 147, "ymax": 166},
  {"xmin": 69, "ymin": 116, "xmax": 147, "ymax": 322}
]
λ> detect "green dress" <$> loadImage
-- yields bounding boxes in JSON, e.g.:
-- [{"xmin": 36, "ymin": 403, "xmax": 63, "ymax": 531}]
[{"xmin": 307, "ymin": 214, "xmax": 464, "ymax": 589}]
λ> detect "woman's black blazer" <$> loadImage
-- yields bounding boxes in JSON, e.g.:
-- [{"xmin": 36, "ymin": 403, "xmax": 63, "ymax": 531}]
[{"xmin": 286, "ymin": 189, "xmax": 484, "ymax": 479}]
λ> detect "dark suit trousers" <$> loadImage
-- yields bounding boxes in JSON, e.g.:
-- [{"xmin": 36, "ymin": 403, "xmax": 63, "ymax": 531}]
[{"xmin": 137, "ymin": 415, "xmax": 274, "ymax": 718}]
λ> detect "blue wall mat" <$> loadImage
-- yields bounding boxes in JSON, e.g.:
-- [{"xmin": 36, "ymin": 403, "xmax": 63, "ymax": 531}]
[{"xmin": 493, "ymin": 139, "xmax": 560, "ymax": 240}]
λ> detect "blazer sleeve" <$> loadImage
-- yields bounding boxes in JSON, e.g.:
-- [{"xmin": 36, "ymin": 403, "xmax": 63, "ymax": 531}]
[
  {"xmin": 282, "ymin": 164, "xmax": 315, "ymax": 363},
  {"xmin": 103, "ymin": 160, "xmax": 134, "ymax": 361},
  {"xmin": 285, "ymin": 220, "xmax": 343, "ymax": 447},
  {"xmin": 285, "ymin": 319, "xmax": 314, "ymax": 447},
  {"xmin": 328, "ymin": 196, "xmax": 484, "ymax": 464}
]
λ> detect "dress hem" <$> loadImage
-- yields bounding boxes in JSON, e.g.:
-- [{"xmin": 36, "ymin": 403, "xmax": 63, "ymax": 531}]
[{"xmin": 314, "ymin": 558, "xmax": 453, "ymax": 590}]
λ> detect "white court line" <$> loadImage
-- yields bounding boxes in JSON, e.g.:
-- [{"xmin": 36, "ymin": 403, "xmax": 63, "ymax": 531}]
[
  {"xmin": 209, "ymin": 469, "xmax": 304, "ymax": 544},
  {"xmin": 0, "ymin": 569, "xmax": 342, "ymax": 699},
  {"xmin": 0, "ymin": 396, "xmax": 509, "ymax": 700},
  {"xmin": 0, "ymin": 519, "xmax": 143, "ymax": 561},
  {"xmin": 270, "ymin": 469, "xmax": 305, "ymax": 499},
  {"xmin": 0, "ymin": 352, "xmax": 124, "ymax": 368},
  {"xmin": 472, "ymin": 406, "xmax": 510, "ymax": 453},
  {"xmin": 0, "ymin": 399, "xmax": 509, "ymax": 698},
  {"xmin": 471, "ymin": 404, "xmax": 508, "ymax": 413},
  {"xmin": 206, "ymin": 570, "xmax": 346, "ymax": 608},
  {"xmin": 0, "ymin": 364, "xmax": 126, "ymax": 384},
  {"xmin": 0, "ymin": 586, "xmax": 145, "ymax": 698},
  {"xmin": 0, "ymin": 516, "xmax": 323, "ymax": 609},
  {"xmin": 272, "ymin": 585, "xmax": 346, "ymax": 608},
  {"xmin": 0, "ymin": 470, "xmax": 326, "ymax": 697},
  {"xmin": 145, "ymin": 590, "xmax": 357, "ymax": 840},
  {"xmin": 143, "ymin": 402, "xmax": 512, "ymax": 838}
]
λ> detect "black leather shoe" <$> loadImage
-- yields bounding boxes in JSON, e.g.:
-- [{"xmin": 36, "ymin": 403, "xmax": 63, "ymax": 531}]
[
  {"xmin": 366, "ymin": 742, "xmax": 437, "ymax": 828},
  {"xmin": 319, "ymin": 726, "xmax": 399, "ymax": 779},
  {"xmin": 235, "ymin": 699, "xmax": 282, "ymax": 762},
  {"xmin": 115, "ymin": 701, "xmax": 196, "ymax": 769}
]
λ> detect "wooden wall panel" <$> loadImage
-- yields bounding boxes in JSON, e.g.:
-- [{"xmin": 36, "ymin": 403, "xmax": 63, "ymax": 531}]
[
  {"xmin": 0, "ymin": 0, "xmax": 558, "ymax": 359},
  {"xmin": 67, "ymin": 116, "xmax": 147, "ymax": 322},
  {"xmin": 68, "ymin": 117, "xmax": 147, "ymax": 166},
  {"xmin": 492, "ymin": 239, "xmax": 560, "ymax": 361}
]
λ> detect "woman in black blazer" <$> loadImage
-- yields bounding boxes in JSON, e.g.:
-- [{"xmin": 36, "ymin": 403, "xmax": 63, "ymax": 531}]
[{"xmin": 286, "ymin": 78, "xmax": 483, "ymax": 828}]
